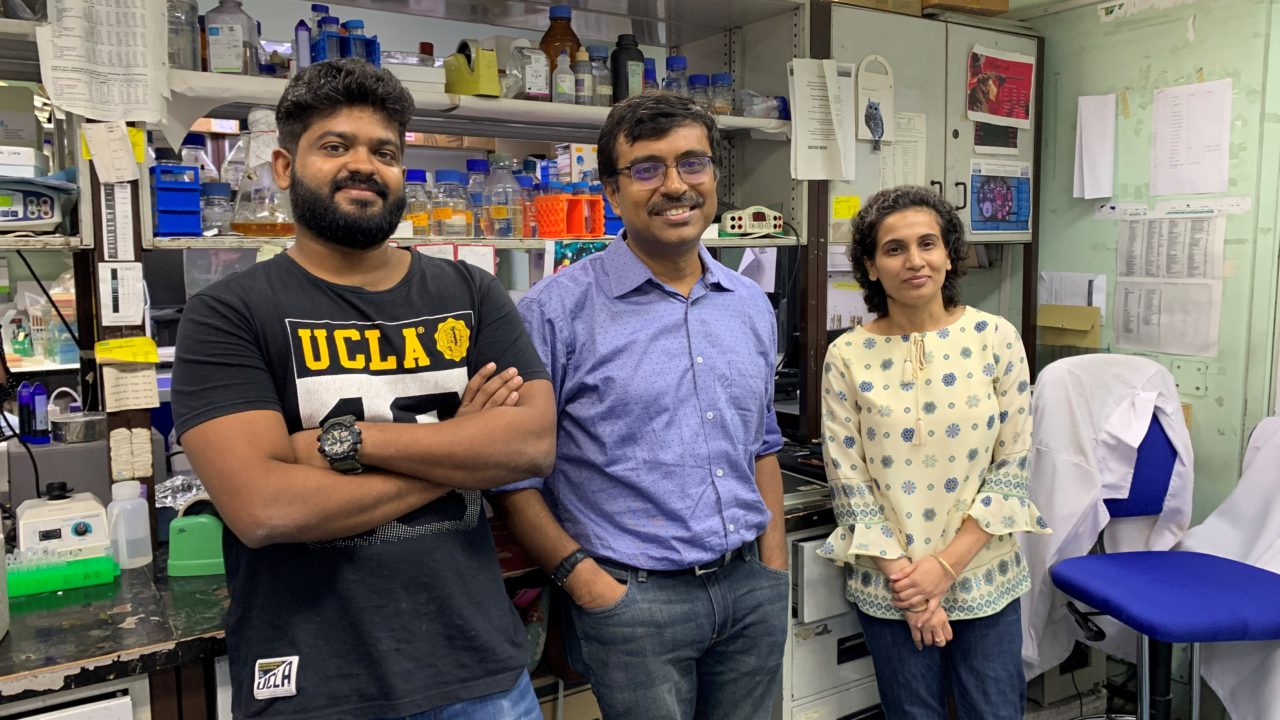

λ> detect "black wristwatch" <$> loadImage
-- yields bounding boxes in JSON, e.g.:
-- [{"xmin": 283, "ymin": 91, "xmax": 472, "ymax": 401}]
[
  {"xmin": 552, "ymin": 548, "xmax": 590, "ymax": 588},
  {"xmin": 319, "ymin": 415, "xmax": 363, "ymax": 474}
]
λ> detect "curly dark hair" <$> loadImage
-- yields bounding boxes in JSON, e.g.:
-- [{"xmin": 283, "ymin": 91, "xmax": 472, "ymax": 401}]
[
  {"xmin": 848, "ymin": 185, "xmax": 969, "ymax": 318},
  {"xmin": 276, "ymin": 59, "xmax": 414, "ymax": 155},
  {"xmin": 598, "ymin": 92, "xmax": 724, "ymax": 190}
]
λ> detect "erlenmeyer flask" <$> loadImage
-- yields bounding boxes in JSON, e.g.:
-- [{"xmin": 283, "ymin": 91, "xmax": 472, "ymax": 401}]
[{"xmin": 230, "ymin": 107, "xmax": 295, "ymax": 237}]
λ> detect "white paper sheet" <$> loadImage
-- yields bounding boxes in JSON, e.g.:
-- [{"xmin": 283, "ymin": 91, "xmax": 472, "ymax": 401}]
[
  {"xmin": 455, "ymin": 245, "xmax": 496, "ymax": 275},
  {"xmin": 35, "ymin": 0, "xmax": 166, "ymax": 123},
  {"xmin": 83, "ymin": 121, "xmax": 141, "ymax": 184},
  {"xmin": 101, "ymin": 183, "xmax": 135, "ymax": 262},
  {"xmin": 99, "ymin": 261, "xmax": 145, "ymax": 326},
  {"xmin": 103, "ymin": 364, "xmax": 160, "ymax": 413},
  {"xmin": 1114, "ymin": 278, "xmax": 1221, "ymax": 357},
  {"xmin": 881, "ymin": 112, "xmax": 926, "ymax": 189},
  {"xmin": 856, "ymin": 55, "xmax": 895, "ymax": 145},
  {"xmin": 1150, "ymin": 79, "xmax": 1232, "ymax": 196},
  {"xmin": 737, "ymin": 248, "xmax": 778, "ymax": 293},
  {"xmin": 1117, "ymin": 216, "xmax": 1223, "ymax": 280},
  {"xmin": 827, "ymin": 275, "xmax": 870, "ymax": 331},
  {"xmin": 788, "ymin": 59, "xmax": 856, "ymax": 180},
  {"xmin": 1038, "ymin": 271, "xmax": 1108, "ymax": 325},
  {"xmin": 1073, "ymin": 94, "xmax": 1116, "ymax": 199}
]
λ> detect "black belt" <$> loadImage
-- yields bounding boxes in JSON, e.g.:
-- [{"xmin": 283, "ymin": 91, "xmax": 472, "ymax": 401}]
[{"xmin": 599, "ymin": 544, "xmax": 751, "ymax": 579}]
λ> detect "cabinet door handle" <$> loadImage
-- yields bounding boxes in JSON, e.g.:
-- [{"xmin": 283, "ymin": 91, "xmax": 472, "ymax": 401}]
[
  {"xmin": 930, "ymin": 180, "xmax": 944, "ymax": 196},
  {"xmin": 954, "ymin": 181, "xmax": 968, "ymax": 210}
]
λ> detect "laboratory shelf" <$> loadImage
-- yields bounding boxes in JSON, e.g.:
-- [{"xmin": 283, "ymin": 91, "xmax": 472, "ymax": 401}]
[
  {"xmin": 150, "ymin": 235, "xmax": 804, "ymax": 250},
  {"xmin": 0, "ymin": 234, "xmax": 83, "ymax": 250}
]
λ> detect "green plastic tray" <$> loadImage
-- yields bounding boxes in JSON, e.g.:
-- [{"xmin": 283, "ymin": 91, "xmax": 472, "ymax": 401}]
[{"xmin": 7, "ymin": 555, "xmax": 120, "ymax": 597}]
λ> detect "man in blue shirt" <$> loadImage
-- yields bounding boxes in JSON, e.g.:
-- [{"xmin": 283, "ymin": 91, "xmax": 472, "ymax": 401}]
[{"xmin": 492, "ymin": 93, "xmax": 788, "ymax": 719}]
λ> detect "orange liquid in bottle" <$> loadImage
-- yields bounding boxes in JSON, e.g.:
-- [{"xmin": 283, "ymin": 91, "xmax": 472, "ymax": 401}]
[{"xmin": 230, "ymin": 221, "xmax": 296, "ymax": 237}]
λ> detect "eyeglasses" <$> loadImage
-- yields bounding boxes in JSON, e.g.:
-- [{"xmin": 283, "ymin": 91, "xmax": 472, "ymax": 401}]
[{"xmin": 616, "ymin": 155, "xmax": 715, "ymax": 189}]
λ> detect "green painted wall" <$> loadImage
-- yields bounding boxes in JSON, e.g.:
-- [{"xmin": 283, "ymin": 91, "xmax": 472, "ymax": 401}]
[{"xmin": 1029, "ymin": 0, "xmax": 1280, "ymax": 523}]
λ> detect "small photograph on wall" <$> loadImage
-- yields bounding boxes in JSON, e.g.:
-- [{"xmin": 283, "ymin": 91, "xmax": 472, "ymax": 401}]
[
  {"xmin": 966, "ymin": 45, "xmax": 1035, "ymax": 130},
  {"xmin": 974, "ymin": 122, "xmax": 1019, "ymax": 155},
  {"xmin": 970, "ymin": 159, "xmax": 1032, "ymax": 234}
]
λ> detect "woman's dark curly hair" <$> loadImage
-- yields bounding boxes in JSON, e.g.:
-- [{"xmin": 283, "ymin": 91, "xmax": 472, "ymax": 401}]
[{"xmin": 848, "ymin": 185, "xmax": 969, "ymax": 318}]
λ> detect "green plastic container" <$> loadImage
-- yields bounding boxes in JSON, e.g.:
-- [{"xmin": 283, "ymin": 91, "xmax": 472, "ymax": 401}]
[{"xmin": 7, "ymin": 555, "xmax": 120, "ymax": 597}]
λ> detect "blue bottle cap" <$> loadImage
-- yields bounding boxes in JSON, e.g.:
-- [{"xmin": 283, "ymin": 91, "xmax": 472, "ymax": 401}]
[
  {"xmin": 588, "ymin": 46, "xmax": 609, "ymax": 60},
  {"xmin": 712, "ymin": 72, "xmax": 733, "ymax": 86},
  {"xmin": 311, "ymin": 3, "xmax": 329, "ymax": 13},
  {"xmin": 516, "ymin": 175, "xmax": 534, "ymax": 189},
  {"xmin": 466, "ymin": 159, "xmax": 490, "ymax": 173},
  {"xmin": 181, "ymin": 133, "xmax": 206, "ymax": 149},
  {"xmin": 666, "ymin": 55, "xmax": 687, "ymax": 72},
  {"xmin": 319, "ymin": 16, "xmax": 339, "ymax": 28},
  {"xmin": 340, "ymin": 20, "xmax": 363, "ymax": 33},
  {"xmin": 405, "ymin": 169, "xmax": 427, "ymax": 184},
  {"xmin": 549, "ymin": 4, "xmax": 572, "ymax": 20},
  {"xmin": 689, "ymin": 73, "xmax": 710, "ymax": 89}
]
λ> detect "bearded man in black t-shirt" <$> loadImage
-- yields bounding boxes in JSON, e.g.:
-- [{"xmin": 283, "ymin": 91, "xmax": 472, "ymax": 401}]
[{"xmin": 171, "ymin": 59, "xmax": 555, "ymax": 720}]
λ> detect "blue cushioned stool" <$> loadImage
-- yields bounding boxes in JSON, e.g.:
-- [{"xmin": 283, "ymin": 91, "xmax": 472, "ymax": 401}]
[{"xmin": 1050, "ymin": 417, "xmax": 1280, "ymax": 719}]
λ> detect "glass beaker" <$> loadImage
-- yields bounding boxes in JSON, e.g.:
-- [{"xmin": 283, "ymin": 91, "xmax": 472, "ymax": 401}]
[{"xmin": 230, "ymin": 108, "xmax": 295, "ymax": 237}]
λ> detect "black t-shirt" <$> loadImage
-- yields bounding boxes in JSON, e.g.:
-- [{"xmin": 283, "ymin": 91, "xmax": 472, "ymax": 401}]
[{"xmin": 171, "ymin": 250, "xmax": 549, "ymax": 719}]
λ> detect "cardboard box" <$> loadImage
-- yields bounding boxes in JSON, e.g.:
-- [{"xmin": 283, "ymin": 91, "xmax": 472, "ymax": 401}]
[
  {"xmin": 834, "ymin": 0, "xmax": 923, "ymax": 16},
  {"xmin": 1181, "ymin": 402, "xmax": 1192, "ymax": 429},
  {"xmin": 540, "ymin": 687, "xmax": 602, "ymax": 720},
  {"xmin": 1037, "ymin": 304, "xmax": 1101, "ymax": 348},
  {"xmin": 0, "ymin": 86, "xmax": 40, "ymax": 151},
  {"xmin": 921, "ymin": 0, "xmax": 1008, "ymax": 16}
]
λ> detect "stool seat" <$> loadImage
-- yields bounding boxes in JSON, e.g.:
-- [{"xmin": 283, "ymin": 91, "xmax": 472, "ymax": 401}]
[{"xmin": 1051, "ymin": 551, "xmax": 1280, "ymax": 644}]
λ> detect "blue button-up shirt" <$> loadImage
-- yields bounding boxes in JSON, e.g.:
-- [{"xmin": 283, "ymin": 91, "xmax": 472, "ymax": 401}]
[{"xmin": 503, "ymin": 236, "xmax": 784, "ymax": 570}]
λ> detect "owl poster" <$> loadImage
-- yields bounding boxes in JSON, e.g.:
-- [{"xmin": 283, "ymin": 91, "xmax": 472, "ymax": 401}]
[{"xmin": 857, "ymin": 54, "xmax": 895, "ymax": 149}]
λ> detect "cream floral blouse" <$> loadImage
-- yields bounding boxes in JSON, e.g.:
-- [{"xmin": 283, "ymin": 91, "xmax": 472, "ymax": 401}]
[{"xmin": 817, "ymin": 306, "xmax": 1050, "ymax": 621}]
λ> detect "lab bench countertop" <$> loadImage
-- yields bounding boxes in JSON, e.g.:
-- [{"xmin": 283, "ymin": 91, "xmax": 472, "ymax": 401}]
[{"xmin": 0, "ymin": 549, "xmax": 228, "ymax": 704}]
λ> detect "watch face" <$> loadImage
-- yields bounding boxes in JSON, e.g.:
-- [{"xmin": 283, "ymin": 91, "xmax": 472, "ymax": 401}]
[{"xmin": 322, "ymin": 426, "xmax": 354, "ymax": 457}]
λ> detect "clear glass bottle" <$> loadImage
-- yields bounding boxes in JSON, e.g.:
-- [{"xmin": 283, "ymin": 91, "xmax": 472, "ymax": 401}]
[
  {"xmin": 711, "ymin": 72, "xmax": 735, "ymax": 115},
  {"xmin": 309, "ymin": 3, "xmax": 330, "ymax": 32},
  {"xmin": 516, "ymin": 174, "xmax": 538, "ymax": 239},
  {"xmin": 180, "ymin": 133, "xmax": 219, "ymax": 183},
  {"xmin": 588, "ymin": 46, "xmax": 612, "ymax": 107},
  {"xmin": 482, "ymin": 154, "xmax": 523, "ymax": 240},
  {"xmin": 539, "ymin": 5, "xmax": 581, "ymax": 69},
  {"xmin": 404, "ymin": 169, "xmax": 432, "ymax": 238},
  {"xmin": 689, "ymin": 73, "xmax": 712, "ymax": 112},
  {"xmin": 431, "ymin": 170, "xmax": 470, "ymax": 239},
  {"xmin": 663, "ymin": 55, "xmax": 689, "ymax": 98},
  {"xmin": 466, "ymin": 158, "xmax": 489, "ymax": 238},
  {"xmin": 572, "ymin": 48, "xmax": 594, "ymax": 106},
  {"xmin": 230, "ymin": 107, "xmax": 294, "ymax": 236},
  {"xmin": 642, "ymin": 58, "xmax": 659, "ymax": 94},
  {"xmin": 201, "ymin": 182, "xmax": 234, "ymax": 234},
  {"xmin": 205, "ymin": 0, "xmax": 259, "ymax": 75},
  {"xmin": 552, "ymin": 50, "xmax": 575, "ymax": 104},
  {"xmin": 220, "ymin": 130, "xmax": 248, "ymax": 192},
  {"xmin": 167, "ymin": 0, "xmax": 201, "ymax": 71}
]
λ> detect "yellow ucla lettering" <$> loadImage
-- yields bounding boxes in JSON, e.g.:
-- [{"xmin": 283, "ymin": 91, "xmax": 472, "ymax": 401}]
[
  {"xmin": 334, "ymin": 329, "xmax": 366, "ymax": 369},
  {"xmin": 401, "ymin": 328, "xmax": 430, "ymax": 369},
  {"xmin": 366, "ymin": 329, "xmax": 398, "ymax": 371},
  {"xmin": 298, "ymin": 328, "xmax": 331, "ymax": 370}
]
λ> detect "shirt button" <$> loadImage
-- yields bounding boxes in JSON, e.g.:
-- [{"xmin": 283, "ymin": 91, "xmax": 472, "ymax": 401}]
[
  {"xmin": 705, "ymin": 411, "xmax": 715, "ymax": 420},
  {"xmin": 716, "ymin": 468, "xmax": 725, "ymax": 477},
  {"xmin": 696, "ymin": 356, "xmax": 704, "ymax": 364},
  {"xmin": 728, "ymin": 524, "xmax": 736, "ymax": 532}
]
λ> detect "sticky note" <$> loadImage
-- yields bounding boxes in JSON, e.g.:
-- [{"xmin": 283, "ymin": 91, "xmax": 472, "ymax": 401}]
[{"xmin": 832, "ymin": 195, "xmax": 861, "ymax": 220}]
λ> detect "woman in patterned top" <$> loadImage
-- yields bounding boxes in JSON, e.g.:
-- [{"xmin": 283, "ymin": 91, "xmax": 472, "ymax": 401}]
[{"xmin": 818, "ymin": 186, "xmax": 1050, "ymax": 718}]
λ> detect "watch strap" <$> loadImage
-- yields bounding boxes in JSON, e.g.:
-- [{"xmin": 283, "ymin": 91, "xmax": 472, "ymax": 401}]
[
  {"xmin": 552, "ymin": 548, "xmax": 590, "ymax": 588},
  {"xmin": 321, "ymin": 416, "xmax": 363, "ymax": 474}
]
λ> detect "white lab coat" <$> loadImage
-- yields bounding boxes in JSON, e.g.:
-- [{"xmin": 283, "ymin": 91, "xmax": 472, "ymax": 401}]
[
  {"xmin": 1176, "ymin": 418, "xmax": 1280, "ymax": 720},
  {"xmin": 1020, "ymin": 355, "xmax": 1194, "ymax": 680}
]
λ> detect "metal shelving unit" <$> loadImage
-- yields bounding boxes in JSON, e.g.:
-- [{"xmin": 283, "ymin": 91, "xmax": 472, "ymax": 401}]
[{"xmin": 151, "ymin": 234, "xmax": 805, "ymax": 250}]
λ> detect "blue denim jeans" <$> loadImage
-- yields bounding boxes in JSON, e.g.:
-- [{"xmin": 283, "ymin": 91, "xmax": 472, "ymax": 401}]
[
  {"xmin": 566, "ymin": 542, "xmax": 789, "ymax": 720},
  {"xmin": 855, "ymin": 600, "xmax": 1025, "ymax": 720},
  {"xmin": 399, "ymin": 671, "xmax": 540, "ymax": 720}
]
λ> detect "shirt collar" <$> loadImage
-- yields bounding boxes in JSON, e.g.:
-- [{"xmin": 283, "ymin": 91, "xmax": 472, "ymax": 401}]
[{"xmin": 603, "ymin": 230, "xmax": 735, "ymax": 298}]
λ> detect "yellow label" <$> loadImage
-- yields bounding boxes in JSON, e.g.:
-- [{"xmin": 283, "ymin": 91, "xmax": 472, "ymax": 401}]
[
  {"xmin": 434, "ymin": 318, "xmax": 470, "ymax": 361},
  {"xmin": 95, "ymin": 337, "xmax": 158, "ymax": 364},
  {"xmin": 80, "ymin": 127, "xmax": 147, "ymax": 163},
  {"xmin": 490, "ymin": 206, "xmax": 510, "ymax": 219},
  {"xmin": 432, "ymin": 208, "xmax": 454, "ymax": 220},
  {"xmin": 832, "ymin": 281, "xmax": 862, "ymax": 291},
  {"xmin": 832, "ymin": 195, "xmax": 861, "ymax": 220},
  {"xmin": 406, "ymin": 212, "xmax": 431, "ymax": 229}
]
